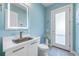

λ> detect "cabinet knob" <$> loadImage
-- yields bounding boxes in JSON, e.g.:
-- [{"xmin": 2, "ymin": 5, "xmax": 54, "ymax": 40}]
[{"xmin": 31, "ymin": 42, "xmax": 37, "ymax": 45}]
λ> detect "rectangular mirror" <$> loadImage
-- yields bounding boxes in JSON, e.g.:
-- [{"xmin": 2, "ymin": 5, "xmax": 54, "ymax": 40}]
[{"xmin": 5, "ymin": 3, "xmax": 28, "ymax": 30}]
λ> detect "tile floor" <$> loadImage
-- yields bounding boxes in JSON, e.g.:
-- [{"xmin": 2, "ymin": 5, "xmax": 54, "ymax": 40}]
[{"xmin": 48, "ymin": 47, "xmax": 75, "ymax": 56}]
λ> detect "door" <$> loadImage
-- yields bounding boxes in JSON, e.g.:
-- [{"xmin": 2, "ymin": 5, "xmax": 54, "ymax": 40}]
[
  {"xmin": 51, "ymin": 5, "xmax": 72, "ymax": 51},
  {"xmin": 28, "ymin": 41, "xmax": 38, "ymax": 56}
]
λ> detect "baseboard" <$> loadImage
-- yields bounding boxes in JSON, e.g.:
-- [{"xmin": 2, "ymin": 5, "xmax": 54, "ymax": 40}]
[
  {"xmin": 71, "ymin": 51, "xmax": 79, "ymax": 56},
  {"xmin": 51, "ymin": 45, "xmax": 79, "ymax": 56},
  {"xmin": 52, "ymin": 45, "xmax": 70, "ymax": 52}
]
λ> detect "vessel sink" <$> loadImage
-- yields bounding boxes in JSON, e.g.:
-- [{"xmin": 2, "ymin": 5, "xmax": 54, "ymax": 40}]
[{"xmin": 12, "ymin": 37, "xmax": 33, "ymax": 43}]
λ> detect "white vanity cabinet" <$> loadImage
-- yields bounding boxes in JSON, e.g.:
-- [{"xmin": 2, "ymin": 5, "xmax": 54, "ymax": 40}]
[{"xmin": 4, "ymin": 37, "xmax": 40, "ymax": 56}]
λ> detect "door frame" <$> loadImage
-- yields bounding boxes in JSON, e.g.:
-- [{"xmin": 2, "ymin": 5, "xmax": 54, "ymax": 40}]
[{"xmin": 50, "ymin": 4, "xmax": 73, "ymax": 52}]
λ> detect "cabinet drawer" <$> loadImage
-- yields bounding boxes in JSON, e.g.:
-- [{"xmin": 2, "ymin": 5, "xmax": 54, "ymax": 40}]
[{"xmin": 5, "ymin": 44, "xmax": 27, "ymax": 56}]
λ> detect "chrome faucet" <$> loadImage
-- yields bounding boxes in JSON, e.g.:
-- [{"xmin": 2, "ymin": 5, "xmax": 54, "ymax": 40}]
[{"xmin": 20, "ymin": 31, "xmax": 23, "ymax": 39}]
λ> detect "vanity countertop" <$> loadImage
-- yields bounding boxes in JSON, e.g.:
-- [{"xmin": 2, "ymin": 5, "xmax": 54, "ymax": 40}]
[{"xmin": 3, "ymin": 35, "xmax": 40, "ymax": 52}]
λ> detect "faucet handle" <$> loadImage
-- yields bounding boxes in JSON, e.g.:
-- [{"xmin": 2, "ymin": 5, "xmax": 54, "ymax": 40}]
[{"xmin": 20, "ymin": 31, "xmax": 23, "ymax": 33}]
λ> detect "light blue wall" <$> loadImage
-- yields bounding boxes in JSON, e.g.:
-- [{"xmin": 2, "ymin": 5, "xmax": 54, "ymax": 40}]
[
  {"xmin": 0, "ymin": 3, "xmax": 45, "ymax": 55},
  {"xmin": 28, "ymin": 3, "xmax": 45, "ymax": 43},
  {"xmin": 75, "ymin": 4, "xmax": 79, "ymax": 54}
]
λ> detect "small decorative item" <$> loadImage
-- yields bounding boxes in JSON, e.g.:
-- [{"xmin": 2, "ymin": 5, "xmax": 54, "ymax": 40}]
[{"xmin": 44, "ymin": 32, "xmax": 51, "ymax": 47}]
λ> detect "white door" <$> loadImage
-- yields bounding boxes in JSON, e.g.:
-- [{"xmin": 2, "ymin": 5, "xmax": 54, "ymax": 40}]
[
  {"xmin": 28, "ymin": 41, "xmax": 38, "ymax": 56},
  {"xmin": 51, "ymin": 5, "xmax": 73, "ymax": 51}
]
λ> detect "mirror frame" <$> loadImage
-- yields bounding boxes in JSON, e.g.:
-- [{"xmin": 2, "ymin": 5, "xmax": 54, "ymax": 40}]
[{"xmin": 5, "ymin": 3, "xmax": 29, "ymax": 30}]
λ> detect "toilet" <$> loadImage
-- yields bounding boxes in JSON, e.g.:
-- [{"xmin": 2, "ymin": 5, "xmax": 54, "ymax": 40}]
[{"xmin": 38, "ymin": 44, "xmax": 49, "ymax": 56}]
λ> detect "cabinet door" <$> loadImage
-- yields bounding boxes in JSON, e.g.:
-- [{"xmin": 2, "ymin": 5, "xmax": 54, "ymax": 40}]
[
  {"xmin": 28, "ymin": 41, "xmax": 38, "ymax": 56},
  {"xmin": 5, "ymin": 44, "xmax": 27, "ymax": 56}
]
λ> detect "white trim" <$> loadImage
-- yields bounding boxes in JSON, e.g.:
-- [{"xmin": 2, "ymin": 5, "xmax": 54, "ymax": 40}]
[
  {"xmin": 8, "ymin": 3, "xmax": 10, "ymax": 27},
  {"xmin": 26, "ymin": 5, "xmax": 29, "ymax": 29},
  {"xmin": 69, "ymin": 4, "xmax": 74, "ymax": 53},
  {"xmin": 50, "ymin": 4, "xmax": 73, "ymax": 52}
]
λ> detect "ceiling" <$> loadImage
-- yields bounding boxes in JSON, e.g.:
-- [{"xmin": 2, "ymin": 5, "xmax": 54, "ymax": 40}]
[{"xmin": 41, "ymin": 3, "xmax": 54, "ymax": 7}]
